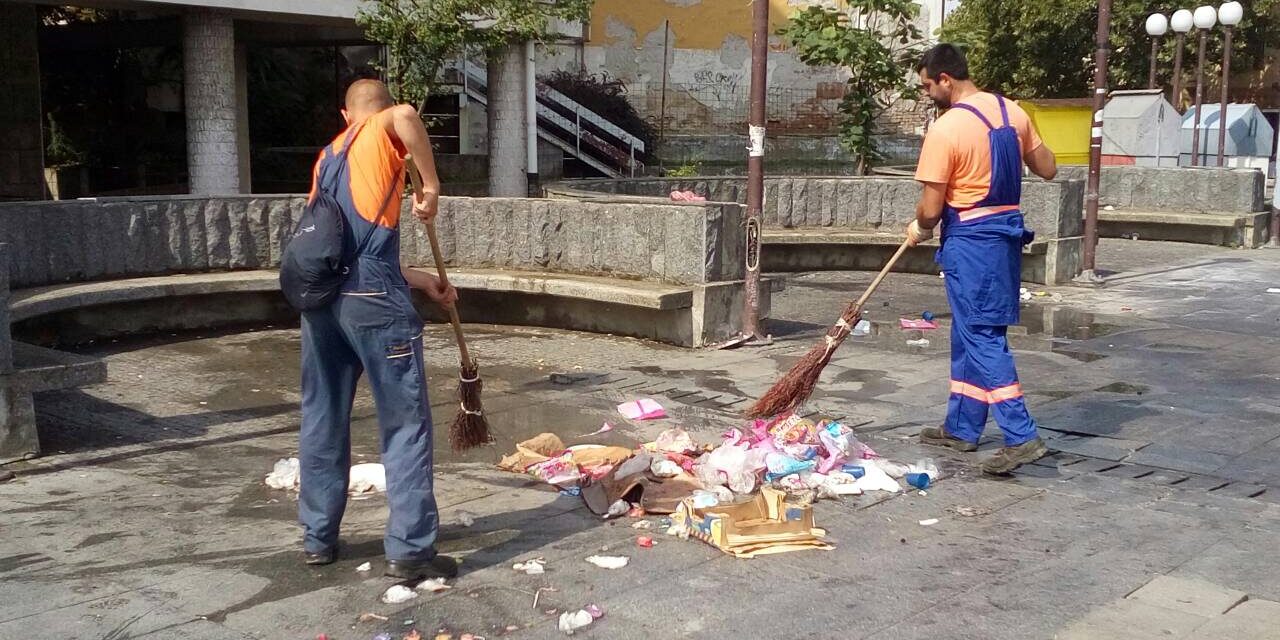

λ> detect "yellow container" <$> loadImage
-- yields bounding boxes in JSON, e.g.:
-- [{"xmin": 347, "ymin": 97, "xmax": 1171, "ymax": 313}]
[{"xmin": 1019, "ymin": 98, "xmax": 1093, "ymax": 165}]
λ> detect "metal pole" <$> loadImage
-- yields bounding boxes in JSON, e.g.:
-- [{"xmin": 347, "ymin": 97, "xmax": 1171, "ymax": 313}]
[
  {"xmin": 1171, "ymin": 33, "xmax": 1186, "ymax": 110},
  {"xmin": 1217, "ymin": 26, "xmax": 1233, "ymax": 167},
  {"xmin": 1191, "ymin": 28, "xmax": 1208, "ymax": 166},
  {"xmin": 741, "ymin": 0, "xmax": 768, "ymax": 341},
  {"xmin": 1148, "ymin": 36, "xmax": 1160, "ymax": 89},
  {"xmin": 659, "ymin": 20, "xmax": 669, "ymax": 170},
  {"xmin": 1079, "ymin": 0, "xmax": 1111, "ymax": 281},
  {"xmin": 525, "ymin": 40, "xmax": 539, "ymax": 195}
]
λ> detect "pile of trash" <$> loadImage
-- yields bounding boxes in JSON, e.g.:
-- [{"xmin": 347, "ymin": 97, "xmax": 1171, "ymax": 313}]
[{"xmin": 498, "ymin": 401, "xmax": 940, "ymax": 557}]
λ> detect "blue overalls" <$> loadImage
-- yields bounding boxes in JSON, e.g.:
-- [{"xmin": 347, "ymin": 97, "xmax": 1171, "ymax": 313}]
[
  {"xmin": 936, "ymin": 96, "xmax": 1039, "ymax": 447},
  {"xmin": 298, "ymin": 123, "xmax": 440, "ymax": 562}
]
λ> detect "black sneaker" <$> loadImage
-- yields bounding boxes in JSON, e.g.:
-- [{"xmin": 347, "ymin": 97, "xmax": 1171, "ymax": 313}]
[
  {"xmin": 919, "ymin": 426, "xmax": 978, "ymax": 452},
  {"xmin": 980, "ymin": 438, "xmax": 1049, "ymax": 475},
  {"xmin": 385, "ymin": 555, "xmax": 459, "ymax": 580}
]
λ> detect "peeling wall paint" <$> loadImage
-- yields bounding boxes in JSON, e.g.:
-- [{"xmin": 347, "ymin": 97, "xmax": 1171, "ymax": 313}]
[{"xmin": 535, "ymin": 0, "xmax": 942, "ymax": 139}]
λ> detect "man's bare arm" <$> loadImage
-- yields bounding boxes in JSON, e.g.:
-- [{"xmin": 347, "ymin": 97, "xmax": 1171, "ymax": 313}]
[
  {"xmin": 386, "ymin": 104, "xmax": 440, "ymax": 195},
  {"xmin": 915, "ymin": 181, "xmax": 947, "ymax": 229},
  {"xmin": 1024, "ymin": 144, "xmax": 1057, "ymax": 180}
]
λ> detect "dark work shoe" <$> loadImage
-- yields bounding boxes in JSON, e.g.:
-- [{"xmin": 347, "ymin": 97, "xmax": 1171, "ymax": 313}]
[
  {"xmin": 981, "ymin": 438, "xmax": 1049, "ymax": 475},
  {"xmin": 303, "ymin": 548, "xmax": 336, "ymax": 566},
  {"xmin": 919, "ymin": 426, "xmax": 978, "ymax": 452},
  {"xmin": 385, "ymin": 555, "xmax": 459, "ymax": 580}
]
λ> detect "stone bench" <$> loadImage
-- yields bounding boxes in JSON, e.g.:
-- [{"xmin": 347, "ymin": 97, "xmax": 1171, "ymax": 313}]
[
  {"xmin": 1058, "ymin": 166, "xmax": 1272, "ymax": 248},
  {"xmin": 1, "ymin": 245, "xmax": 107, "ymax": 464},
  {"xmin": 551, "ymin": 176, "xmax": 1086, "ymax": 285},
  {"xmin": 761, "ymin": 229, "xmax": 1080, "ymax": 286},
  {"xmin": 1096, "ymin": 210, "xmax": 1270, "ymax": 248},
  {"xmin": 1, "ymin": 194, "xmax": 767, "ymax": 349},
  {"xmin": 11, "ymin": 267, "xmax": 771, "ymax": 348}
]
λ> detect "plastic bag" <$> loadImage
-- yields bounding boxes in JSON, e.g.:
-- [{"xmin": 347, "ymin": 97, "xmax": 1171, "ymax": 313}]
[
  {"xmin": 764, "ymin": 452, "xmax": 816, "ymax": 481},
  {"xmin": 649, "ymin": 458, "xmax": 683, "ymax": 478},
  {"xmin": 265, "ymin": 458, "xmax": 300, "ymax": 490},
  {"xmin": 852, "ymin": 461, "xmax": 902, "ymax": 493},
  {"xmin": 654, "ymin": 427, "xmax": 696, "ymax": 454},
  {"xmin": 869, "ymin": 458, "xmax": 910, "ymax": 479},
  {"xmin": 529, "ymin": 455, "xmax": 582, "ymax": 486},
  {"xmin": 768, "ymin": 414, "xmax": 817, "ymax": 448}
]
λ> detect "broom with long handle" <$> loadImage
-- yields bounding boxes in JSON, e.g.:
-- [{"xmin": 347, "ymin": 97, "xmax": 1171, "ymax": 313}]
[
  {"xmin": 746, "ymin": 238, "xmax": 914, "ymax": 419},
  {"xmin": 405, "ymin": 156, "xmax": 491, "ymax": 450}
]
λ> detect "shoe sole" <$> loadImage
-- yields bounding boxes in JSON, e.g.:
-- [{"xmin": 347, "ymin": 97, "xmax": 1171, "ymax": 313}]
[
  {"xmin": 919, "ymin": 434, "xmax": 978, "ymax": 453},
  {"xmin": 385, "ymin": 562, "xmax": 459, "ymax": 580},
  {"xmin": 304, "ymin": 552, "xmax": 336, "ymax": 566},
  {"xmin": 981, "ymin": 442, "xmax": 1048, "ymax": 475}
]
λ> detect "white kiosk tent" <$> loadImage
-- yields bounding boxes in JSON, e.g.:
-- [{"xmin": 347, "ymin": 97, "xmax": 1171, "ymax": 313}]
[
  {"xmin": 1179, "ymin": 103, "xmax": 1275, "ymax": 174},
  {"xmin": 1101, "ymin": 89, "xmax": 1180, "ymax": 167}
]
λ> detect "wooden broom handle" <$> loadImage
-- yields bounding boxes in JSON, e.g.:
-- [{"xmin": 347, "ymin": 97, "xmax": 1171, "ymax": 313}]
[
  {"xmin": 406, "ymin": 156, "xmax": 472, "ymax": 364},
  {"xmin": 853, "ymin": 238, "xmax": 913, "ymax": 311}
]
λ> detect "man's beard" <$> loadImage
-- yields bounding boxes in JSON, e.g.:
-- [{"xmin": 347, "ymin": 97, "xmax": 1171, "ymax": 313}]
[{"xmin": 930, "ymin": 94, "xmax": 952, "ymax": 110}]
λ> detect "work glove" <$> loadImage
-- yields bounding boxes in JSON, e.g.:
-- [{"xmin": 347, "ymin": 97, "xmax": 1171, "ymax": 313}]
[{"xmin": 906, "ymin": 220, "xmax": 934, "ymax": 246}]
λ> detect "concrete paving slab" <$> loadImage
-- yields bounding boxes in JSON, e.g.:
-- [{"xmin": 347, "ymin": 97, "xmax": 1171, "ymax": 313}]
[
  {"xmin": 1054, "ymin": 599, "xmax": 1209, "ymax": 640},
  {"xmin": 1188, "ymin": 599, "xmax": 1280, "ymax": 640},
  {"xmin": 1125, "ymin": 574, "xmax": 1248, "ymax": 618}
]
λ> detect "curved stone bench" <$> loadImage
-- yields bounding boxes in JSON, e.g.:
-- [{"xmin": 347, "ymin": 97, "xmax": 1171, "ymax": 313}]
[
  {"xmin": 9, "ymin": 268, "xmax": 763, "ymax": 349},
  {"xmin": 1, "ymin": 193, "xmax": 768, "ymax": 348},
  {"xmin": 761, "ymin": 229, "xmax": 1079, "ymax": 286},
  {"xmin": 550, "ymin": 176, "xmax": 1086, "ymax": 285}
]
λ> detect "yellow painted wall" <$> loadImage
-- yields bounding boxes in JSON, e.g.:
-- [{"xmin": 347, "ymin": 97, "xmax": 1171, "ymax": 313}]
[
  {"xmin": 589, "ymin": 0, "xmax": 795, "ymax": 49},
  {"xmin": 1021, "ymin": 102, "xmax": 1092, "ymax": 165}
]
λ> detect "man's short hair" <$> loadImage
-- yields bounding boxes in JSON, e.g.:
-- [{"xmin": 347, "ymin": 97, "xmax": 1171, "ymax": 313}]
[
  {"xmin": 344, "ymin": 78, "xmax": 394, "ymax": 113},
  {"xmin": 916, "ymin": 44, "xmax": 970, "ymax": 81}
]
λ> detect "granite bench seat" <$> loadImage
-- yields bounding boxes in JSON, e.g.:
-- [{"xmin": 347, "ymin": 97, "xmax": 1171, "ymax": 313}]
[
  {"xmin": 760, "ymin": 228, "xmax": 1080, "ymax": 286},
  {"xmin": 10, "ymin": 268, "xmax": 774, "ymax": 349},
  {"xmin": 1097, "ymin": 209, "xmax": 1271, "ymax": 248}
]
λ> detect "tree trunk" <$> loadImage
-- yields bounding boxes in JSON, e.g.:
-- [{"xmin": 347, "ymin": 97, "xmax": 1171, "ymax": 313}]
[{"xmin": 487, "ymin": 41, "xmax": 527, "ymax": 197}]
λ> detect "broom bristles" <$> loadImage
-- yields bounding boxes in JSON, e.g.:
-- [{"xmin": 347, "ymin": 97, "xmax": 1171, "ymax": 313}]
[
  {"xmin": 449, "ymin": 359, "xmax": 493, "ymax": 451},
  {"xmin": 745, "ymin": 308, "xmax": 862, "ymax": 419}
]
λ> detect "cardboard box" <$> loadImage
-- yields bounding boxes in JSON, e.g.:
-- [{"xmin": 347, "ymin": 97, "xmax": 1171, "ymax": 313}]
[{"xmin": 673, "ymin": 488, "xmax": 832, "ymax": 558}]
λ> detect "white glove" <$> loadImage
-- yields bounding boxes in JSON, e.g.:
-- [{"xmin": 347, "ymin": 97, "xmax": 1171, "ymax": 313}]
[{"xmin": 906, "ymin": 220, "xmax": 934, "ymax": 246}]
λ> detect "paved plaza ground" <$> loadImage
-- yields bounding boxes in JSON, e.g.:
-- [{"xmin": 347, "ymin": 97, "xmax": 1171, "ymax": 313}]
[{"xmin": 3, "ymin": 239, "xmax": 1280, "ymax": 639}]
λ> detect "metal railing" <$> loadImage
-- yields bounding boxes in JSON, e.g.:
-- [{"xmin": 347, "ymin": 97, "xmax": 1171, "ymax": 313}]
[{"xmin": 457, "ymin": 61, "xmax": 646, "ymax": 178}]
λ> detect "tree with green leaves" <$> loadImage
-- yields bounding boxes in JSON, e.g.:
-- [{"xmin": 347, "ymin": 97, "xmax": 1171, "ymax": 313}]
[
  {"xmin": 356, "ymin": 0, "xmax": 594, "ymax": 108},
  {"xmin": 778, "ymin": 1, "xmax": 924, "ymax": 173},
  {"xmin": 939, "ymin": 0, "xmax": 1280, "ymax": 101}
]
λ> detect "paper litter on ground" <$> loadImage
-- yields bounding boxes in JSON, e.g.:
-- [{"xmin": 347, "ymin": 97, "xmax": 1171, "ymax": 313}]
[
  {"xmin": 380, "ymin": 585, "xmax": 418, "ymax": 604},
  {"xmin": 585, "ymin": 555, "xmax": 629, "ymax": 569},
  {"xmin": 415, "ymin": 578, "xmax": 451, "ymax": 593},
  {"xmin": 617, "ymin": 398, "xmax": 666, "ymax": 420}
]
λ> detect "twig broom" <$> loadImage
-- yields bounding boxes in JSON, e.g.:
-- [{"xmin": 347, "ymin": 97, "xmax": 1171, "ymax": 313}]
[
  {"xmin": 406, "ymin": 157, "xmax": 492, "ymax": 450},
  {"xmin": 746, "ymin": 238, "xmax": 913, "ymax": 419}
]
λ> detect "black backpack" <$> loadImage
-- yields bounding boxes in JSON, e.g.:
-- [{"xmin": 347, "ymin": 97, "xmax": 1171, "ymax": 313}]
[{"xmin": 279, "ymin": 122, "xmax": 393, "ymax": 311}]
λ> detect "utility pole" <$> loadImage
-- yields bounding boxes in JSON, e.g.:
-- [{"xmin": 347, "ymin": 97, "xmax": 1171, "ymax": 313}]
[
  {"xmin": 737, "ymin": 0, "xmax": 770, "ymax": 345},
  {"xmin": 1078, "ymin": 0, "xmax": 1111, "ymax": 284}
]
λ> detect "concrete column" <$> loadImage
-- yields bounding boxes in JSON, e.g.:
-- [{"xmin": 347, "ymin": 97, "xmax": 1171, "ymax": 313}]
[
  {"xmin": 183, "ymin": 9, "xmax": 243, "ymax": 194},
  {"xmin": 487, "ymin": 42, "xmax": 528, "ymax": 197},
  {"xmin": 0, "ymin": 4, "xmax": 45, "ymax": 200},
  {"xmin": 0, "ymin": 243, "xmax": 35, "ymax": 463},
  {"xmin": 0, "ymin": 244, "xmax": 11, "ymax": 374}
]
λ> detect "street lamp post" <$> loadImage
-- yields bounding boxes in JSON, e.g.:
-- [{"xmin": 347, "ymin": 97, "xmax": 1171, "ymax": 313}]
[
  {"xmin": 1170, "ymin": 9, "xmax": 1194, "ymax": 110},
  {"xmin": 1217, "ymin": 1, "xmax": 1244, "ymax": 166},
  {"xmin": 1190, "ymin": 6, "xmax": 1217, "ymax": 166},
  {"xmin": 1146, "ymin": 13, "xmax": 1168, "ymax": 89}
]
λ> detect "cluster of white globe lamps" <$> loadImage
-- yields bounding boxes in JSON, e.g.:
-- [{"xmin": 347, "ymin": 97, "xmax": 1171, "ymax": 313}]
[{"xmin": 1142, "ymin": 2, "xmax": 1244, "ymax": 165}]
